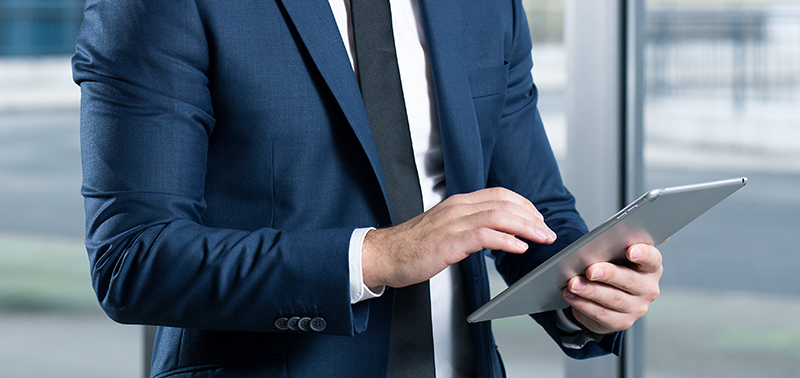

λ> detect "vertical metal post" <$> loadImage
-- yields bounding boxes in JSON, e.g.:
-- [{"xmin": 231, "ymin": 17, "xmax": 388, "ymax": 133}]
[
  {"xmin": 732, "ymin": 16, "xmax": 747, "ymax": 110},
  {"xmin": 622, "ymin": 1, "xmax": 646, "ymax": 378},
  {"xmin": 563, "ymin": 0, "xmax": 640, "ymax": 377},
  {"xmin": 144, "ymin": 326, "xmax": 156, "ymax": 378},
  {"xmin": 563, "ymin": 0, "xmax": 625, "ymax": 226},
  {"xmin": 562, "ymin": 0, "xmax": 624, "ymax": 365},
  {"xmin": 624, "ymin": 0, "xmax": 645, "ymax": 205}
]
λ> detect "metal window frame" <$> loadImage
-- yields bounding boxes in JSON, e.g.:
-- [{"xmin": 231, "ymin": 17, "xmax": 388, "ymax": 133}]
[
  {"xmin": 144, "ymin": 326, "xmax": 154, "ymax": 377},
  {"xmin": 563, "ymin": 0, "xmax": 645, "ymax": 377}
]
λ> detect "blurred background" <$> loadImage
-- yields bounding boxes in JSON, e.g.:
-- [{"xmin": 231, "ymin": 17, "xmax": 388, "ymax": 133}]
[
  {"xmin": 0, "ymin": 0, "xmax": 798, "ymax": 377},
  {"xmin": 0, "ymin": 0, "xmax": 142, "ymax": 376}
]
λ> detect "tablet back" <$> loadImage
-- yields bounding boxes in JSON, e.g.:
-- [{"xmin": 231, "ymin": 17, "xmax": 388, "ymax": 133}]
[{"xmin": 467, "ymin": 177, "xmax": 747, "ymax": 323}]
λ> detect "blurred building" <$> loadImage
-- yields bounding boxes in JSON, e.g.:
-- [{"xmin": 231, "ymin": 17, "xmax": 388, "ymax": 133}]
[{"xmin": 0, "ymin": 0, "xmax": 84, "ymax": 56}]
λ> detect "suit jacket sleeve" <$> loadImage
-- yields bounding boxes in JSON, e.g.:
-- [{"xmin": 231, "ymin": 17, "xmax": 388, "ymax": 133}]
[
  {"xmin": 72, "ymin": 0, "xmax": 368, "ymax": 336},
  {"xmin": 487, "ymin": 0, "xmax": 623, "ymax": 358}
]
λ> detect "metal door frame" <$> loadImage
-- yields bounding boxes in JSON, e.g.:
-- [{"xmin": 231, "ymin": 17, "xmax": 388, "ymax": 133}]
[{"xmin": 563, "ymin": 0, "xmax": 645, "ymax": 377}]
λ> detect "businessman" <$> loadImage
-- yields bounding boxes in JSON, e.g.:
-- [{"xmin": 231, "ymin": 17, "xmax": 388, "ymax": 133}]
[{"xmin": 73, "ymin": 0, "xmax": 662, "ymax": 377}]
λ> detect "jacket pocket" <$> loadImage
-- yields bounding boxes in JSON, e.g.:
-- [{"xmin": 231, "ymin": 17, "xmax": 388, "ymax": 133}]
[
  {"xmin": 467, "ymin": 62, "xmax": 509, "ymax": 99},
  {"xmin": 467, "ymin": 62, "xmax": 510, "ymax": 136}
]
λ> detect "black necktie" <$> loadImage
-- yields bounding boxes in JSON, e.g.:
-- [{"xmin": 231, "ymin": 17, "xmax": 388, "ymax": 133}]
[{"xmin": 350, "ymin": 0, "xmax": 436, "ymax": 377}]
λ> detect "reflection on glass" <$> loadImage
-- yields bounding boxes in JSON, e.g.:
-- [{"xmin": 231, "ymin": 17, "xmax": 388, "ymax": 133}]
[{"xmin": 643, "ymin": 1, "xmax": 800, "ymax": 377}]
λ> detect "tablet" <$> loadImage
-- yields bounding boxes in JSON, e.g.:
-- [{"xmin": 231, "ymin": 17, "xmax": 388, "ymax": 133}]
[{"xmin": 467, "ymin": 177, "xmax": 747, "ymax": 323}]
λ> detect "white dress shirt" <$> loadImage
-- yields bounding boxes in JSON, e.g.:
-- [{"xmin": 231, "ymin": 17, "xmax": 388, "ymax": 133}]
[
  {"xmin": 329, "ymin": 0, "xmax": 475, "ymax": 377},
  {"xmin": 329, "ymin": 1, "xmax": 596, "ymax": 376}
]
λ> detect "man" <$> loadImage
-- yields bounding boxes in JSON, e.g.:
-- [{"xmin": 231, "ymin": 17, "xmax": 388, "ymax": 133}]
[{"xmin": 73, "ymin": 0, "xmax": 662, "ymax": 377}]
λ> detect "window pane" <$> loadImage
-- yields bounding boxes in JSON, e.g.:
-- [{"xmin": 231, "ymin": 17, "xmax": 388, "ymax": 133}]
[
  {"xmin": 643, "ymin": 1, "xmax": 800, "ymax": 377},
  {"xmin": 0, "ymin": 2, "xmax": 142, "ymax": 376}
]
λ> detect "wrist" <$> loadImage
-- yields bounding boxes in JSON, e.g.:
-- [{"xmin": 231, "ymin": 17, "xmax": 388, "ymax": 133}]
[
  {"xmin": 563, "ymin": 307, "xmax": 611, "ymax": 337},
  {"xmin": 362, "ymin": 228, "xmax": 387, "ymax": 289}
]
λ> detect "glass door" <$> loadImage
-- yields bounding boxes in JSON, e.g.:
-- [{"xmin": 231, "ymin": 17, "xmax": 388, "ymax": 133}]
[{"xmin": 642, "ymin": 1, "xmax": 800, "ymax": 377}]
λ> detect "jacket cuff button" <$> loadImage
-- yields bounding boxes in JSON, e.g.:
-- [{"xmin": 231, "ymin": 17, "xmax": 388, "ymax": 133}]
[
  {"xmin": 274, "ymin": 317, "xmax": 289, "ymax": 331},
  {"xmin": 310, "ymin": 317, "xmax": 327, "ymax": 332},
  {"xmin": 287, "ymin": 316, "xmax": 301, "ymax": 331},
  {"xmin": 298, "ymin": 317, "xmax": 312, "ymax": 331}
]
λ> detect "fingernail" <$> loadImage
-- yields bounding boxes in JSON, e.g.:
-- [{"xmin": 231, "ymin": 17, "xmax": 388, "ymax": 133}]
[
  {"xmin": 536, "ymin": 226, "xmax": 550, "ymax": 241},
  {"xmin": 516, "ymin": 239, "xmax": 529, "ymax": 251},
  {"xmin": 570, "ymin": 278, "xmax": 586, "ymax": 292},
  {"xmin": 590, "ymin": 268, "xmax": 604, "ymax": 281},
  {"xmin": 630, "ymin": 246, "xmax": 642, "ymax": 261}
]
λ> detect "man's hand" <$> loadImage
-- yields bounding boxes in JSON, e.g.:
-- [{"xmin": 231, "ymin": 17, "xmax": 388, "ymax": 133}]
[
  {"xmin": 362, "ymin": 187, "xmax": 556, "ymax": 289},
  {"xmin": 562, "ymin": 244, "xmax": 663, "ymax": 335}
]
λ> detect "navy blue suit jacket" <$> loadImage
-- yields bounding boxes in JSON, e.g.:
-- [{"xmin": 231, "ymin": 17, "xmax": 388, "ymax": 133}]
[{"xmin": 73, "ymin": 0, "xmax": 622, "ymax": 376}]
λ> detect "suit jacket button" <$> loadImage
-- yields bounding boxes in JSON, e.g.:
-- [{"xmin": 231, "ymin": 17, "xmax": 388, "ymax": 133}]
[
  {"xmin": 310, "ymin": 317, "xmax": 327, "ymax": 332},
  {"xmin": 287, "ymin": 316, "xmax": 301, "ymax": 331},
  {"xmin": 274, "ymin": 317, "xmax": 289, "ymax": 331},
  {"xmin": 298, "ymin": 317, "xmax": 312, "ymax": 331}
]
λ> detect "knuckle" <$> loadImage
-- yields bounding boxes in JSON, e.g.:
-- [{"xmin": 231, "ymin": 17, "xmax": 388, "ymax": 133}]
[
  {"xmin": 608, "ymin": 292, "xmax": 627, "ymax": 310},
  {"xmin": 649, "ymin": 285, "xmax": 661, "ymax": 301},
  {"xmin": 624, "ymin": 272, "xmax": 639, "ymax": 289},
  {"xmin": 621, "ymin": 318, "xmax": 637, "ymax": 331},
  {"xmin": 592, "ymin": 307, "xmax": 614, "ymax": 326},
  {"xmin": 449, "ymin": 192, "xmax": 468, "ymax": 203},
  {"xmin": 491, "ymin": 187, "xmax": 514, "ymax": 201},
  {"xmin": 482, "ymin": 187, "xmax": 499, "ymax": 197},
  {"xmin": 635, "ymin": 304, "xmax": 649, "ymax": 320},
  {"xmin": 522, "ymin": 218, "xmax": 538, "ymax": 232},
  {"xmin": 483, "ymin": 208, "xmax": 502, "ymax": 222},
  {"xmin": 489, "ymin": 186, "xmax": 508, "ymax": 195},
  {"xmin": 442, "ymin": 203, "xmax": 469, "ymax": 221},
  {"xmin": 472, "ymin": 227, "xmax": 490, "ymax": 242},
  {"xmin": 497, "ymin": 200, "xmax": 514, "ymax": 213}
]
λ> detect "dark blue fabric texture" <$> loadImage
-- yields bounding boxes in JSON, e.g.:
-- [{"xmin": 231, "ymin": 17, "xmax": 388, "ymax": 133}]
[{"xmin": 72, "ymin": 0, "xmax": 622, "ymax": 376}]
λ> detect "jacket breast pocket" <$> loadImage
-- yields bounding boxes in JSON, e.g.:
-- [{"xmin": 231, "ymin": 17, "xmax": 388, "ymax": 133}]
[
  {"xmin": 467, "ymin": 62, "xmax": 509, "ymax": 135},
  {"xmin": 467, "ymin": 62, "xmax": 509, "ymax": 99}
]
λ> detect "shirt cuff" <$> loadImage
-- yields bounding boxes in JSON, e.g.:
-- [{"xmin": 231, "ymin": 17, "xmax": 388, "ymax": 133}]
[
  {"xmin": 349, "ymin": 227, "xmax": 385, "ymax": 304},
  {"xmin": 556, "ymin": 306, "xmax": 583, "ymax": 333},
  {"xmin": 556, "ymin": 307, "xmax": 608, "ymax": 349}
]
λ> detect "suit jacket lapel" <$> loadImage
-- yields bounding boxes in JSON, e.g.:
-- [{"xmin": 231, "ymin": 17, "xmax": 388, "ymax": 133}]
[
  {"xmin": 281, "ymin": 1, "xmax": 501, "ymax": 374},
  {"xmin": 418, "ymin": 0, "xmax": 485, "ymax": 196},
  {"xmin": 279, "ymin": 0, "xmax": 390, "ymax": 199},
  {"xmin": 418, "ymin": 2, "xmax": 497, "ymax": 376}
]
